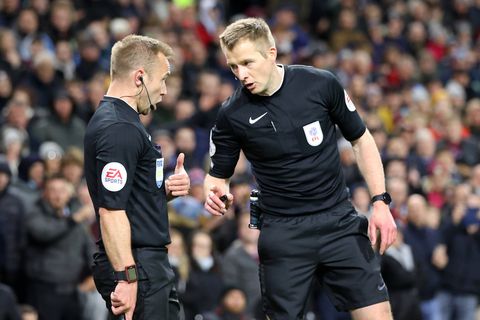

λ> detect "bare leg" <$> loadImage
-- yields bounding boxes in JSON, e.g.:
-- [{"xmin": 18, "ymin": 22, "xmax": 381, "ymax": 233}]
[{"xmin": 350, "ymin": 301, "xmax": 393, "ymax": 320}]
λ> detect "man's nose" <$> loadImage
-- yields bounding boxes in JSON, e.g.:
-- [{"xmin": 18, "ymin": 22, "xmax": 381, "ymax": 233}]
[{"xmin": 237, "ymin": 66, "xmax": 248, "ymax": 81}]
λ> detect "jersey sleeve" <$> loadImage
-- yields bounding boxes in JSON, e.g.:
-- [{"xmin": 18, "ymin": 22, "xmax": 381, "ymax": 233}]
[
  {"xmin": 95, "ymin": 122, "xmax": 143, "ymax": 210},
  {"xmin": 208, "ymin": 105, "xmax": 241, "ymax": 179},
  {"xmin": 325, "ymin": 71, "xmax": 366, "ymax": 141}
]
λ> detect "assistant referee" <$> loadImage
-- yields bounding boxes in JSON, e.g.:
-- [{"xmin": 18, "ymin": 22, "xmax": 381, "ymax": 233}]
[{"xmin": 84, "ymin": 35, "xmax": 190, "ymax": 320}]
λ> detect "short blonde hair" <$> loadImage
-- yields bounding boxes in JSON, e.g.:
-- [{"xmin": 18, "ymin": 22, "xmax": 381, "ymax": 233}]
[
  {"xmin": 110, "ymin": 34, "xmax": 173, "ymax": 80},
  {"xmin": 219, "ymin": 18, "xmax": 275, "ymax": 56}
]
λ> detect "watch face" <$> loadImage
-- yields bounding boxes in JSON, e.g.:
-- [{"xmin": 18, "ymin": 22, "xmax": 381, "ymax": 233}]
[{"xmin": 126, "ymin": 266, "xmax": 137, "ymax": 282}]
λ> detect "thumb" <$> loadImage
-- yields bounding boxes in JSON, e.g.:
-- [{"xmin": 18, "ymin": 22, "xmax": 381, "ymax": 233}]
[{"xmin": 175, "ymin": 153, "xmax": 185, "ymax": 174}]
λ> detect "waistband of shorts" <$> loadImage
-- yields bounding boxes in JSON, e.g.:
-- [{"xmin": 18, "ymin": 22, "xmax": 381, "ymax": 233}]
[{"xmin": 262, "ymin": 198, "xmax": 353, "ymax": 218}]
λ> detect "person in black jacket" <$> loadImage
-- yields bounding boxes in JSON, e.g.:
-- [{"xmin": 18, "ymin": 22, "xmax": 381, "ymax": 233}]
[
  {"xmin": 0, "ymin": 161, "xmax": 26, "ymax": 301},
  {"xmin": 436, "ymin": 192, "xmax": 480, "ymax": 320},
  {"xmin": 381, "ymin": 226, "xmax": 422, "ymax": 320},
  {"xmin": 24, "ymin": 175, "xmax": 95, "ymax": 320}
]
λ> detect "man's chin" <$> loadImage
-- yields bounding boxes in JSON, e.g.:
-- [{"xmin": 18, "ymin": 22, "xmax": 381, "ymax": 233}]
[{"xmin": 140, "ymin": 108, "xmax": 150, "ymax": 115}]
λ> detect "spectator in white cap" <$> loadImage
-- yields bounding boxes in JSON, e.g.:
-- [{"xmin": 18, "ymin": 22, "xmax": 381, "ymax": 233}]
[{"xmin": 38, "ymin": 141, "xmax": 63, "ymax": 177}]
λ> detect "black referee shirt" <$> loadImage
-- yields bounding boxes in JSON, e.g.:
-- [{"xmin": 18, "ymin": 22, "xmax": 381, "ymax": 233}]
[
  {"xmin": 209, "ymin": 65, "xmax": 366, "ymax": 215},
  {"xmin": 84, "ymin": 97, "xmax": 170, "ymax": 249}
]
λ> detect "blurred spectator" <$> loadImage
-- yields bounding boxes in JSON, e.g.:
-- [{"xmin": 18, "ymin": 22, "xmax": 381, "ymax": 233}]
[
  {"xmin": 75, "ymin": 36, "xmax": 103, "ymax": 82},
  {"xmin": 403, "ymin": 194, "xmax": 443, "ymax": 320},
  {"xmin": 46, "ymin": 0, "xmax": 76, "ymax": 43},
  {"xmin": 60, "ymin": 147, "xmax": 84, "ymax": 188},
  {"xmin": 30, "ymin": 90, "xmax": 85, "ymax": 150},
  {"xmin": 0, "ymin": 161, "xmax": 26, "ymax": 299},
  {"xmin": 0, "ymin": 283, "xmax": 21, "ymax": 320},
  {"xmin": 201, "ymin": 286, "xmax": 252, "ymax": 320},
  {"xmin": 168, "ymin": 228, "xmax": 190, "ymax": 295},
  {"xmin": 19, "ymin": 304, "xmax": 38, "ymax": 320},
  {"xmin": 0, "ymin": 0, "xmax": 22, "ymax": 28},
  {"xmin": 182, "ymin": 230, "xmax": 224, "ymax": 320},
  {"xmin": 21, "ymin": 50, "xmax": 63, "ymax": 109},
  {"xmin": 0, "ymin": 28, "xmax": 22, "ymax": 80},
  {"xmin": 222, "ymin": 212, "xmax": 261, "ymax": 318},
  {"xmin": 435, "ymin": 192, "xmax": 480, "ymax": 320},
  {"xmin": 381, "ymin": 226, "xmax": 422, "ymax": 320},
  {"xmin": 174, "ymin": 126, "xmax": 203, "ymax": 170},
  {"xmin": 15, "ymin": 8, "xmax": 55, "ymax": 64},
  {"xmin": 330, "ymin": 8, "xmax": 371, "ymax": 53},
  {"xmin": 0, "ymin": 70, "xmax": 13, "ymax": 110},
  {"xmin": 38, "ymin": 141, "xmax": 63, "ymax": 177},
  {"xmin": 0, "ymin": 127, "xmax": 25, "ymax": 178},
  {"xmin": 9, "ymin": 154, "xmax": 44, "ymax": 211},
  {"xmin": 350, "ymin": 184, "xmax": 371, "ymax": 218},
  {"xmin": 24, "ymin": 175, "xmax": 95, "ymax": 320},
  {"xmin": 270, "ymin": 4, "xmax": 309, "ymax": 62},
  {"xmin": 54, "ymin": 40, "xmax": 76, "ymax": 81}
]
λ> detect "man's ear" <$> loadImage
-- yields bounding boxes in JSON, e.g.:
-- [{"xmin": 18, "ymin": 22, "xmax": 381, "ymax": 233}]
[{"xmin": 268, "ymin": 46, "xmax": 277, "ymax": 61}]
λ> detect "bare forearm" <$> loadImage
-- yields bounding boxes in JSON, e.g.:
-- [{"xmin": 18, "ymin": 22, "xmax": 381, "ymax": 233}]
[
  {"xmin": 99, "ymin": 208, "xmax": 135, "ymax": 271},
  {"xmin": 352, "ymin": 130, "xmax": 386, "ymax": 195}
]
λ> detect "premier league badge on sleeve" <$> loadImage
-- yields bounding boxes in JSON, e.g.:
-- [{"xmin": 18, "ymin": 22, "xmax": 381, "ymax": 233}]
[
  {"xmin": 303, "ymin": 121, "xmax": 323, "ymax": 146},
  {"xmin": 156, "ymin": 158, "xmax": 164, "ymax": 188}
]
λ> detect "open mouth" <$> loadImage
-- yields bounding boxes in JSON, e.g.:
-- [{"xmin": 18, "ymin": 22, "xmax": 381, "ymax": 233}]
[{"xmin": 245, "ymin": 83, "xmax": 255, "ymax": 90}]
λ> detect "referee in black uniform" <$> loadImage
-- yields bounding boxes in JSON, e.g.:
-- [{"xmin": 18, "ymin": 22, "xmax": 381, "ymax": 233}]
[
  {"xmin": 204, "ymin": 18, "xmax": 397, "ymax": 320},
  {"xmin": 84, "ymin": 35, "xmax": 190, "ymax": 320}
]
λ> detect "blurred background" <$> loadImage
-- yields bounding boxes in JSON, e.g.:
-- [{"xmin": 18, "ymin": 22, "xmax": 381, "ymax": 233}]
[{"xmin": 0, "ymin": 0, "xmax": 479, "ymax": 319}]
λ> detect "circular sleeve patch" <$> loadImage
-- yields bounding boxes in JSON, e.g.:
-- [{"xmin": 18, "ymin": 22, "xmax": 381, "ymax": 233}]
[{"xmin": 101, "ymin": 162, "xmax": 127, "ymax": 192}]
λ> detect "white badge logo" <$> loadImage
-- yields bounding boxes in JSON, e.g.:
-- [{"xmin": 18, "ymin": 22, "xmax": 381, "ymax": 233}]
[
  {"xmin": 303, "ymin": 121, "xmax": 323, "ymax": 146},
  {"xmin": 101, "ymin": 162, "xmax": 127, "ymax": 192},
  {"xmin": 156, "ymin": 158, "xmax": 164, "ymax": 188},
  {"xmin": 249, "ymin": 112, "xmax": 268, "ymax": 124},
  {"xmin": 344, "ymin": 89, "xmax": 356, "ymax": 112}
]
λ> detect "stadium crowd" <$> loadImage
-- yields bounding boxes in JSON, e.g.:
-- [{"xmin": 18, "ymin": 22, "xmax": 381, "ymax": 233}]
[{"xmin": 0, "ymin": 0, "xmax": 479, "ymax": 319}]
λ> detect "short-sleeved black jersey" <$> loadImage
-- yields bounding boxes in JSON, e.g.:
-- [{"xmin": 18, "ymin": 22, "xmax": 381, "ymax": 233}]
[
  {"xmin": 209, "ymin": 65, "xmax": 366, "ymax": 215},
  {"xmin": 84, "ymin": 97, "xmax": 170, "ymax": 249}
]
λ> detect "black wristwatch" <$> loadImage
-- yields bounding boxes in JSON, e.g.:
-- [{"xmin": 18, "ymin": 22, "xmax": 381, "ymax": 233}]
[
  {"xmin": 371, "ymin": 192, "xmax": 392, "ymax": 205},
  {"xmin": 113, "ymin": 265, "xmax": 138, "ymax": 283}
]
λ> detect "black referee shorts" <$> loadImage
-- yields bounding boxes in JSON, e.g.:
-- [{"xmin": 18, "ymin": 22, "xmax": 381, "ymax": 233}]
[
  {"xmin": 258, "ymin": 200, "xmax": 388, "ymax": 319},
  {"xmin": 92, "ymin": 248, "xmax": 181, "ymax": 320}
]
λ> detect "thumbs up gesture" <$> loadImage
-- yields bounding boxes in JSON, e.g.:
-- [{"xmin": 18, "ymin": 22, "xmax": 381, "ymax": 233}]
[{"xmin": 165, "ymin": 153, "xmax": 190, "ymax": 198}]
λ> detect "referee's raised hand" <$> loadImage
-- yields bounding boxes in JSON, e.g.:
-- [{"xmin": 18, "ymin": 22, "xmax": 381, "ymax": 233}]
[{"xmin": 165, "ymin": 153, "xmax": 190, "ymax": 197}]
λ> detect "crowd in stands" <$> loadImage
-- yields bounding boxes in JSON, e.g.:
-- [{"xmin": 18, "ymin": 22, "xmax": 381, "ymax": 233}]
[{"xmin": 0, "ymin": 0, "xmax": 479, "ymax": 319}]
